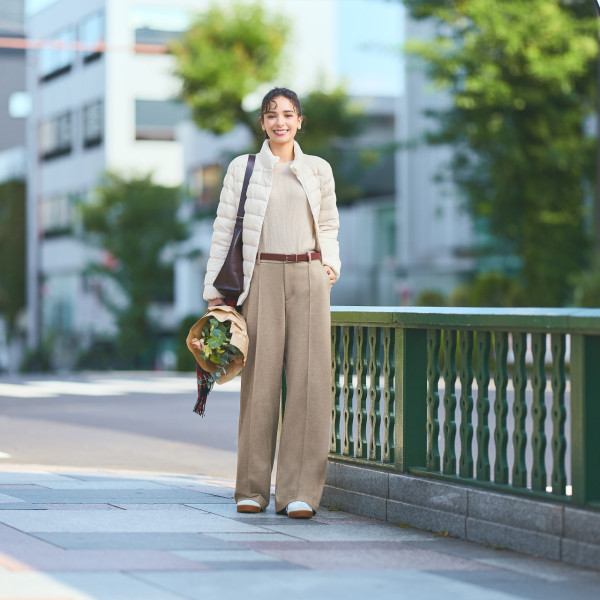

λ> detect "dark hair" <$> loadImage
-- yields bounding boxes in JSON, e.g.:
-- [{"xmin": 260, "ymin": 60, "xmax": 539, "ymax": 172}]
[{"xmin": 260, "ymin": 87, "xmax": 303, "ymax": 118}]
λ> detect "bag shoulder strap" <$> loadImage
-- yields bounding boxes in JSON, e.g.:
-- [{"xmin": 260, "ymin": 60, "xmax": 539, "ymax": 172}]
[{"xmin": 236, "ymin": 154, "xmax": 256, "ymax": 219}]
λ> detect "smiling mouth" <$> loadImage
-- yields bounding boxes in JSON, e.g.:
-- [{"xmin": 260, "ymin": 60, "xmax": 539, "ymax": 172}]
[{"xmin": 273, "ymin": 129, "xmax": 288, "ymax": 135}]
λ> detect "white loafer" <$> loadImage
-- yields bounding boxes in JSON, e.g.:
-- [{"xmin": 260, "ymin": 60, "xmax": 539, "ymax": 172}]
[
  {"xmin": 237, "ymin": 499, "xmax": 261, "ymax": 513},
  {"xmin": 287, "ymin": 500, "xmax": 313, "ymax": 519}
]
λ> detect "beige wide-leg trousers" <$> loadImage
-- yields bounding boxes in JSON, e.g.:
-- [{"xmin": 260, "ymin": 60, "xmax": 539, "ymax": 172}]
[{"xmin": 236, "ymin": 257, "xmax": 332, "ymax": 513}]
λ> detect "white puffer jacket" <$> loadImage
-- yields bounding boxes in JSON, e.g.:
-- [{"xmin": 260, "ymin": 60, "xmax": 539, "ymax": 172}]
[{"xmin": 203, "ymin": 139, "xmax": 341, "ymax": 305}]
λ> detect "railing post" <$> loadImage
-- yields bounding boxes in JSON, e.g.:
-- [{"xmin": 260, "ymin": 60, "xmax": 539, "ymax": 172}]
[
  {"xmin": 394, "ymin": 327, "xmax": 427, "ymax": 472},
  {"xmin": 570, "ymin": 334, "xmax": 600, "ymax": 506}
]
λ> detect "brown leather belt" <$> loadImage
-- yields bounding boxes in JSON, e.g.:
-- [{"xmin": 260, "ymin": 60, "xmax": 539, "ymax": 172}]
[{"xmin": 260, "ymin": 251, "xmax": 322, "ymax": 263}]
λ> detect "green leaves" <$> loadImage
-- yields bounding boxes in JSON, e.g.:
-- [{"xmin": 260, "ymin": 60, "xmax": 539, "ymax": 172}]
[
  {"xmin": 403, "ymin": 0, "xmax": 599, "ymax": 306},
  {"xmin": 0, "ymin": 180, "xmax": 26, "ymax": 339}
]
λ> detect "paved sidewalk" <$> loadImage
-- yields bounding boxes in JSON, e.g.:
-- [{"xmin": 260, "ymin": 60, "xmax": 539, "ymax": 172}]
[{"xmin": 0, "ymin": 465, "xmax": 598, "ymax": 600}]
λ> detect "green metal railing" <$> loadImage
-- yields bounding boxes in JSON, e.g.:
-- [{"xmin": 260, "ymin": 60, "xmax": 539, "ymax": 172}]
[{"xmin": 328, "ymin": 307, "xmax": 600, "ymax": 508}]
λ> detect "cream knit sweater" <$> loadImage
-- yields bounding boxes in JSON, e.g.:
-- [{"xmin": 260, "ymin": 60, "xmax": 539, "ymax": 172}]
[{"xmin": 257, "ymin": 161, "xmax": 316, "ymax": 255}]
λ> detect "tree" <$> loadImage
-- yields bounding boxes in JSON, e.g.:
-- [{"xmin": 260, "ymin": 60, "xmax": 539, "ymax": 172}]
[
  {"xmin": 0, "ymin": 180, "xmax": 26, "ymax": 340},
  {"xmin": 80, "ymin": 173, "xmax": 186, "ymax": 367},
  {"xmin": 170, "ymin": 1, "xmax": 289, "ymax": 135},
  {"xmin": 402, "ymin": 0, "xmax": 598, "ymax": 306}
]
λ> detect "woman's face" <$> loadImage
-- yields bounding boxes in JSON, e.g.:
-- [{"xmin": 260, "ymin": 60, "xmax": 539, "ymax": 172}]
[{"xmin": 260, "ymin": 96, "xmax": 303, "ymax": 146}]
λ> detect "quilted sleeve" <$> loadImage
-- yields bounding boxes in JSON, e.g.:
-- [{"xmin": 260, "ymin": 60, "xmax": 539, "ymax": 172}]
[
  {"xmin": 203, "ymin": 160, "xmax": 239, "ymax": 300},
  {"xmin": 318, "ymin": 162, "xmax": 341, "ymax": 280}
]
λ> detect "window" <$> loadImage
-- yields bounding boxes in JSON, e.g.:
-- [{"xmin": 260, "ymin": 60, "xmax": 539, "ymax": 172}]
[
  {"xmin": 40, "ymin": 112, "xmax": 72, "ymax": 160},
  {"xmin": 42, "ymin": 193, "xmax": 74, "ymax": 236},
  {"xmin": 132, "ymin": 6, "xmax": 189, "ymax": 49},
  {"xmin": 80, "ymin": 11, "xmax": 105, "ymax": 63},
  {"xmin": 83, "ymin": 100, "xmax": 103, "ymax": 148},
  {"xmin": 189, "ymin": 164, "xmax": 222, "ymax": 209},
  {"xmin": 135, "ymin": 99, "xmax": 189, "ymax": 141},
  {"xmin": 39, "ymin": 26, "xmax": 76, "ymax": 81}
]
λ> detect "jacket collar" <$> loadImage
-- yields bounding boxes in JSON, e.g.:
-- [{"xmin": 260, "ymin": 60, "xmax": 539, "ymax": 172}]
[{"xmin": 257, "ymin": 139, "xmax": 305, "ymax": 172}]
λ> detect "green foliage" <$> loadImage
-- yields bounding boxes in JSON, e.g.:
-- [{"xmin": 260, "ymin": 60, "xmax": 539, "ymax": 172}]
[
  {"xmin": 447, "ymin": 271, "xmax": 525, "ymax": 307},
  {"xmin": 199, "ymin": 317, "xmax": 241, "ymax": 367},
  {"xmin": 170, "ymin": 1, "xmax": 289, "ymax": 134},
  {"xmin": 80, "ymin": 172, "xmax": 186, "ymax": 368},
  {"xmin": 572, "ymin": 254, "xmax": 600, "ymax": 306},
  {"xmin": 402, "ymin": 0, "xmax": 598, "ymax": 306},
  {"xmin": 176, "ymin": 315, "xmax": 199, "ymax": 372},
  {"xmin": 416, "ymin": 289, "xmax": 447, "ymax": 306},
  {"xmin": 0, "ymin": 180, "xmax": 26, "ymax": 339}
]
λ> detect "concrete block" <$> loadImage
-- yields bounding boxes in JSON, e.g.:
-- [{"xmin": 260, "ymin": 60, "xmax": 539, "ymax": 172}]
[
  {"xmin": 334, "ymin": 462, "xmax": 389, "ymax": 498},
  {"xmin": 321, "ymin": 485, "xmax": 387, "ymax": 521},
  {"xmin": 561, "ymin": 538, "xmax": 600, "ymax": 571},
  {"xmin": 468, "ymin": 489, "xmax": 563, "ymax": 535},
  {"xmin": 389, "ymin": 474, "xmax": 467, "ymax": 515},
  {"xmin": 564, "ymin": 506, "xmax": 600, "ymax": 546},
  {"xmin": 325, "ymin": 461, "xmax": 338, "ymax": 487},
  {"xmin": 386, "ymin": 499, "xmax": 466, "ymax": 538},
  {"xmin": 466, "ymin": 517, "xmax": 561, "ymax": 561}
]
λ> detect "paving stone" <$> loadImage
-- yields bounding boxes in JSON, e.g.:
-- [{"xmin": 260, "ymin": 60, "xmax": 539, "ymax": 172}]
[
  {"xmin": 32, "ymin": 532, "xmax": 239, "ymax": 551},
  {"xmin": 0, "ymin": 571, "xmax": 188, "ymax": 600},
  {"xmin": 0, "ymin": 473, "xmax": 73, "ymax": 485},
  {"xmin": 258, "ymin": 522, "xmax": 427, "ymax": 542},
  {"xmin": 39, "ymin": 504, "xmax": 121, "ymax": 510},
  {"xmin": 387, "ymin": 499, "xmax": 466, "ymax": 538},
  {"xmin": 0, "ymin": 503, "xmax": 47, "ymax": 510},
  {"xmin": 430, "ymin": 569, "xmax": 600, "ymax": 600},
  {"xmin": 254, "ymin": 543, "xmax": 495, "ymax": 572},
  {"xmin": 4, "ymin": 488, "xmax": 233, "ymax": 504},
  {"xmin": 207, "ymin": 533, "xmax": 305, "ymax": 543},
  {"xmin": 0, "ymin": 492, "xmax": 25, "ymax": 503},
  {"xmin": 389, "ymin": 474, "xmax": 467, "ymax": 515},
  {"xmin": 468, "ymin": 489, "xmax": 563, "ymax": 535},
  {"xmin": 466, "ymin": 517, "xmax": 561, "ymax": 561},
  {"xmin": 564, "ymin": 507, "xmax": 600, "ymax": 546},
  {"xmin": 321, "ymin": 486, "xmax": 387, "ymax": 520},
  {"xmin": 199, "ymin": 560, "xmax": 307, "ymax": 571},
  {"xmin": 33, "ymin": 480, "xmax": 170, "ymax": 490},
  {"xmin": 0, "ymin": 548, "xmax": 210, "ymax": 572},
  {"xmin": 335, "ymin": 462, "xmax": 389, "ymax": 498},
  {"xmin": 0, "ymin": 509, "xmax": 270, "ymax": 533},
  {"xmin": 109, "ymin": 503, "xmax": 199, "ymax": 510},
  {"xmin": 131, "ymin": 569, "xmax": 522, "ymax": 600},
  {"xmin": 173, "ymin": 549, "xmax": 279, "ymax": 562}
]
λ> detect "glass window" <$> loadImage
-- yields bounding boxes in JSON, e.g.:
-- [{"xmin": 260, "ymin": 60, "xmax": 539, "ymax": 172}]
[
  {"xmin": 42, "ymin": 193, "xmax": 74, "ymax": 236},
  {"xmin": 40, "ymin": 112, "xmax": 72, "ymax": 160},
  {"xmin": 80, "ymin": 11, "xmax": 105, "ymax": 63},
  {"xmin": 135, "ymin": 99, "xmax": 189, "ymax": 141},
  {"xmin": 83, "ymin": 100, "xmax": 103, "ymax": 148},
  {"xmin": 189, "ymin": 164, "xmax": 222, "ymax": 209},
  {"xmin": 39, "ymin": 26, "xmax": 76, "ymax": 81}
]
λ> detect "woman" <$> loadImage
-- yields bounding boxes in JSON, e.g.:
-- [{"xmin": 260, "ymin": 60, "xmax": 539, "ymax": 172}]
[{"xmin": 203, "ymin": 88, "xmax": 340, "ymax": 519}]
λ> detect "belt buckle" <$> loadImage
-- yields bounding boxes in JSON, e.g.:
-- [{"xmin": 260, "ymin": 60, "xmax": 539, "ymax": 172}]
[{"xmin": 285, "ymin": 254, "xmax": 295, "ymax": 263}]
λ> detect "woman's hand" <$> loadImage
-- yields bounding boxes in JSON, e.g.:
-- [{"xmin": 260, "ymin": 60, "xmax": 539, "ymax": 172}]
[
  {"xmin": 323, "ymin": 265, "xmax": 335, "ymax": 289},
  {"xmin": 208, "ymin": 298, "xmax": 226, "ymax": 308}
]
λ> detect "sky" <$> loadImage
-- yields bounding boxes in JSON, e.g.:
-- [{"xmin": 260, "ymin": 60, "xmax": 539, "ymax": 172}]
[{"xmin": 25, "ymin": 0, "xmax": 57, "ymax": 14}]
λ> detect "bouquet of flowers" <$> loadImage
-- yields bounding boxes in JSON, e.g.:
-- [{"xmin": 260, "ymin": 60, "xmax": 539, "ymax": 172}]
[
  {"xmin": 190, "ymin": 317, "xmax": 243, "ymax": 381},
  {"xmin": 186, "ymin": 305, "xmax": 248, "ymax": 417}
]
